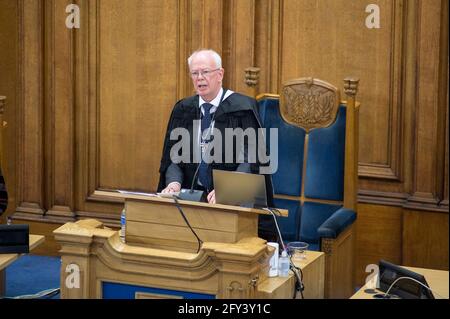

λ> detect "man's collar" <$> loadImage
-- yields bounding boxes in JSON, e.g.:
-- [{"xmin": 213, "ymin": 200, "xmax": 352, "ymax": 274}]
[{"xmin": 199, "ymin": 88, "xmax": 223, "ymax": 108}]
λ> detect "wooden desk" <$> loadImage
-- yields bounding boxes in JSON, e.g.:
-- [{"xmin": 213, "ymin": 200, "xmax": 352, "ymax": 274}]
[
  {"xmin": 257, "ymin": 250, "xmax": 325, "ymax": 299},
  {"xmin": 55, "ymin": 219, "xmax": 324, "ymax": 299},
  {"xmin": 351, "ymin": 266, "xmax": 449, "ymax": 299},
  {"xmin": 96, "ymin": 191, "xmax": 288, "ymax": 253},
  {"xmin": 0, "ymin": 235, "xmax": 45, "ymax": 296}
]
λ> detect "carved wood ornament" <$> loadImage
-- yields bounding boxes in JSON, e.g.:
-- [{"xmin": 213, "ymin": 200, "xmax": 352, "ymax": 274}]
[{"xmin": 280, "ymin": 78, "xmax": 340, "ymax": 133}]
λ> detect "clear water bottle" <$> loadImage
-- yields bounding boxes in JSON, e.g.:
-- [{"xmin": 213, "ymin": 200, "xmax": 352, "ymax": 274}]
[
  {"xmin": 278, "ymin": 250, "xmax": 290, "ymax": 277},
  {"xmin": 120, "ymin": 208, "xmax": 126, "ymax": 243}
]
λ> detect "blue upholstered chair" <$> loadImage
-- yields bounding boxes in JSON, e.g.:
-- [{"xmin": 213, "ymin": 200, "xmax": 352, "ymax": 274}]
[{"xmin": 257, "ymin": 77, "xmax": 360, "ymax": 298}]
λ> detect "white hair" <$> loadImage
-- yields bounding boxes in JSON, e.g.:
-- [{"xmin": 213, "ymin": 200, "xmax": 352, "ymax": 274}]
[{"xmin": 187, "ymin": 49, "xmax": 222, "ymax": 69}]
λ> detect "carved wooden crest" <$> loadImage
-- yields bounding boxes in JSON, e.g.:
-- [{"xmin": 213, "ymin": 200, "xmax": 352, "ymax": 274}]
[{"xmin": 280, "ymin": 78, "xmax": 340, "ymax": 132}]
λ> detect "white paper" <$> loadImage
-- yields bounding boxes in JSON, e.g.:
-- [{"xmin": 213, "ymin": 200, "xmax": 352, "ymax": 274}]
[{"xmin": 117, "ymin": 190, "xmax": 158, "ymax": 197}]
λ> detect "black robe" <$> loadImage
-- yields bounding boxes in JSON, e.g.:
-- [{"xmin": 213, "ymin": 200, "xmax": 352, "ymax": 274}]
[{"xmin": 157, "ymin": 91, "xmax": 277, "ymax": 240}]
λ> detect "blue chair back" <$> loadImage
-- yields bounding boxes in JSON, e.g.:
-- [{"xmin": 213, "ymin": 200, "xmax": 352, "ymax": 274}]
[{"xmin": 257, "ymin": 80, "xmax": 347, "ymax": 245}]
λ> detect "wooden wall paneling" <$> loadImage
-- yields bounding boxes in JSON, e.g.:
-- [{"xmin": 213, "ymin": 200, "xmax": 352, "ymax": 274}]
[
  {"xmin": 191, "ymin": 0, "xmax": 223, "ymax": 53},
  {"xmin": 186, "ymin": 0, "xmax": 223, "ymax": 95},
  {"xmin": 438, "ymin": 0, "xmax": 448, "ymax": 210},
  {"xmin": 279, "ymin": 0, "xmax": 405, "ymax": 187},
  {"xmin": 73, "ymin": 0, "xmax": 119, "ymax": 225},
  {"xmin": 98, "ymin": 0, "xmax": 139, "ymax": 192},
  {"xmin": 97, "ymin": 0, "xmax": 181, "ymax": 194},
  {"xmin": 222, "ymin": 0, "xmax": 256, "ymax": 96},
  {"xmin": 74, "ymin": 0, "xmax": 89, "ymax": 216},
  {"xmin": 355, "ymin": 204, "xmax": 403, "ymax": 286},
  {"xmin": 357, "ymin": 0, "xmax": 405, "ymax": 183},
  {"xmin": 254, "ymin": 0, "xmax": 281, "ymax": 95},
  {"xmin": 442, "ymin": 77, "xmax": 449, "ymax": 209},
  {"xmin": 74, "ymin": 0, "xmax": 202, "ymax": 225},
  {"xmin": 405, "ymin": 0, "xmax": 448, "ymax": 210},
  {"xmin": 178, "ymin": 0, "xmax": 224, "ymax": 97},
  {"xmin": 254, "ymin": 0, "xmax": 269, "ymax": 94},
  {"xmin": 0, "ymin": 0, "xmax": 19, "ymax": 221},
  {"xmin": 42, "ymin": 0, "xmax": 76, "ymax": 220},
  {"xmin": 358, "ymin": 0, "xmax": 418, "ymax": 207},
  {"xmin": 177, "ymin": 0, "xmax": 192, "ymax": 100},
  {"xmin": 437, "ymin": 0, "xmax": 449, "ymax": 210},
  {"xmin": 402, "ymin": 210, "xmax": 449, "ymax": 270},
  {"xmin": 14, "ymin": 0, "xmax": 46, "ymax": 219}
]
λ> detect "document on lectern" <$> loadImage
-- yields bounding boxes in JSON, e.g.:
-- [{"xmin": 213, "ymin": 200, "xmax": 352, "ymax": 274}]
[
  {"xmin": 117, "ymin": 189, "xmax": 158, "ymax": 197},
  {"xmin": 117, "ymin": 189, "xmax": 180, "ymax": 198}
]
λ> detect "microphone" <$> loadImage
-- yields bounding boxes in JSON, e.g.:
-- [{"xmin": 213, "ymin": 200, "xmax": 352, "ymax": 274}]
[{"xmin": 178, "ymin": 161, "xmax": 205, "ymax": 202}]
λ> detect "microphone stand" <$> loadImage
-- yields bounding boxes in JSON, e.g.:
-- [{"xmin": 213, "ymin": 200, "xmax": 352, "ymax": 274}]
[{"xmin": 178, "ymin": 161, "xmax": 205, "ymax": 202}]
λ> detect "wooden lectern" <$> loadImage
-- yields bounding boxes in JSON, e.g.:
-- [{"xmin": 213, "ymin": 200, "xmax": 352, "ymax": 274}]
[
  {"xmin": 54, "ymin": 193, "xmax": 323, "ymax": 299},
  {"xmin": 122, "ymin": 192, "xmax": 287, "ymax": 253}
]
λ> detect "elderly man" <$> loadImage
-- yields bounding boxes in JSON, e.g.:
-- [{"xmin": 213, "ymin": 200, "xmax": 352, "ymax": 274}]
[{"xmin": 157, "ymin": 49, "xmax": 272, "ymax": 208}]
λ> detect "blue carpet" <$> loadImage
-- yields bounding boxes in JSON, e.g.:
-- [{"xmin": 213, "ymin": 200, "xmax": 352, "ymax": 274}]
[{"xmin": 5, "ymin": 254, "xmax": 61, "ymax": 299}]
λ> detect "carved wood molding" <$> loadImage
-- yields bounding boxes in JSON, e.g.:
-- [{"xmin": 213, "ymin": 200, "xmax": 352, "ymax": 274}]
[
  {"xmin": 357, "ymin": 0, "xmax": 405, "ymax": 182},
  {"xmin": 0, "ymin": 96, "xmax": 5, "ymax": 174},
  {"xmin": 343, "ymin": 77, "xmax": 359, "ymax": 97},
  {"xmin": 244, "ymin": 67, "xmax": 260, "ymax": 87},
  {"xmin": 358, "ymin": 189, "xmax": 449, "ymax": 213},
  {"xmin": 280, "ymin": 78, "xmax": 340, "ymax": 133},
  {"xmin": 0, "ymin": 96, "xmax": 5, "ymax": 115},
  {"xmin": 55, "ymin": 220, "xmax": 271, "ymax": 298},
  {"xmin": 358, "ymin": 165, "xmax": 400, "ymax": 180},
  {"xmin": 13, "ymin": 0, "xmax": 46, "ymax": 219},
  {"xmin": 321, "ymin": 239, "xmax": 333, "ymax": 256}
]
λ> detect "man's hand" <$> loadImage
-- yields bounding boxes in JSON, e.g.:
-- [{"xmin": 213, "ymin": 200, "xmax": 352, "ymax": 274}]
[
  {"xmin": 207, "ymin": 189, "xmax": 216, "ymax": 204},
  {"xmin": 161, "ymin": 182, "xmax": 181, "ymax": 193}
]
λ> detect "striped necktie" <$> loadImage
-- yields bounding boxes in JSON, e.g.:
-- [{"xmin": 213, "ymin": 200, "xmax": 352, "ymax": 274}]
[{"xmin": 198, "ymin": 103, "xmax": 213, "ymax": 191}]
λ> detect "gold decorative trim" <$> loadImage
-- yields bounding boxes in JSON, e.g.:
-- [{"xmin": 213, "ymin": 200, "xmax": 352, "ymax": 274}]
[
  {"xmin": 273, "ymin": 194, "xmax": 344, "ymax": 206},
  {"xmin": 301, "ymin": 134, "xmax": 309, "ymax": 201},
  {"xmin": 135, "ymin": 292, "xmax": 183, "ymax": 299},
  {"xmin": 256, "ymin": 93, "xmax": 280, "ymax": 101}
]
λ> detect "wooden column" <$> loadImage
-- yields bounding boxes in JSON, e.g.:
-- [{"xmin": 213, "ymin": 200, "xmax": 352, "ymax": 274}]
[
  {"xmin": 0, "ymin": 96, "xmax": 5, "ymax": 171},
  {"xmin": 0, "ymin": 96, "xmax": 6, "ymax": 223},
  {"xmin": 343, "ymin": 78, "xmax": 360, "ymax": 211}
]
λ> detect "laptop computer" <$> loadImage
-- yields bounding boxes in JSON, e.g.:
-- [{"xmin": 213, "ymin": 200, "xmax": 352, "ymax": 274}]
[{"xmin": 213, "ymin": 169, "xmax": 268, "ymax": 208}]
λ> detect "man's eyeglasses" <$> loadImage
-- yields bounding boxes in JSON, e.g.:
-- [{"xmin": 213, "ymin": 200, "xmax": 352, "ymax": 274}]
[{"xmin": 190, "ymin": 68, "xmax": 220, "ymax": 79}]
